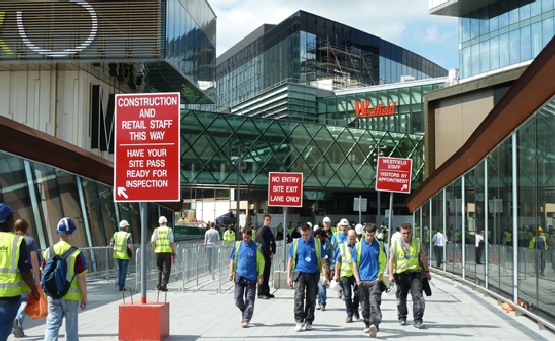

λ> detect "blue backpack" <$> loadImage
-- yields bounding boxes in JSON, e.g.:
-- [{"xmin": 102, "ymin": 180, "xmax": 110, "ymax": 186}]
[{"xmin": 42, "ymin": 246, "xmax": 78, "ymax": 299}]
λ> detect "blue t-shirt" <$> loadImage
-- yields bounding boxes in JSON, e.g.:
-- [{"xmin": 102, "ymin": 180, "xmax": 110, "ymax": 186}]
[
  {"xmin": 230, "ymin": 241, "xmax": 258, "ymax": 281},
  {"xmin": 352, "ymin": 239, "xmax": 382, "ymax": 281},
  {"xmin": 288, "ymin": 236, "xmax": 325, "ymax": 273},
  {"xmin": 331, "ymin": 232, "xmax": 347, "ymax": 245}
]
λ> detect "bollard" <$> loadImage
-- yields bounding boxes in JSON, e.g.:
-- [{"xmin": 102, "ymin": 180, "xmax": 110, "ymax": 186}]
[{"xmin": 119, "ymin": 287, "xmax": 170, "ymax": 341}]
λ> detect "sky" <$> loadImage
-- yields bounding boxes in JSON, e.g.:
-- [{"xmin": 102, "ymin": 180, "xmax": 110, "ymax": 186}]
[{"xmin": 209, "ymin": 0, "xmax": 460, "ymax": 69}]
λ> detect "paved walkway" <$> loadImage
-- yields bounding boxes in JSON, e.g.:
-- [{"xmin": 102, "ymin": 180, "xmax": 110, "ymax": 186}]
[{"xmin": 8, "ymin": 272, "xmax": 555, "ymax": 340}]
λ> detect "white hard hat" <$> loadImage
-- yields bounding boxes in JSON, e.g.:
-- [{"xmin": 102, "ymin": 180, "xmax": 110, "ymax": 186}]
[
  {"xmin": 158, "ymin": 216, "xmax": 167, "ymax": 224},
  {"xmin": 339, "ymin": 218, "xmax": 349, "ymax": 226},
  {"xmin": 119, "ymin": 220, "xmax": 130, "ymax": 229},
  {"xmin": 313, "ymin": 224, "xmax": 319, "ymax": 231},
  {"xmin": 355, "ymin": 223, "xmax": 363, "ymax": 235},
  {"xmin": 323, "ymin": 216, "xmax": 331, "ymax": 223},
  {"xmin": 307, "ymin": 222, "xmax": 312, "ymax": 227}
]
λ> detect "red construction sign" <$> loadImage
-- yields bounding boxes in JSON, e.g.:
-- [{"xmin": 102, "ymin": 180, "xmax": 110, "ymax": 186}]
[
  {"xmin": 376, "ymin": 157, "xmax": 413, "ymax": 194},
  {"xmin": 114, "ymin": 93, "xmax": 181, "ymax": 202},
  {"xmin": 268, "ymin": 172, "xmax": 303, "ymax": 207}
]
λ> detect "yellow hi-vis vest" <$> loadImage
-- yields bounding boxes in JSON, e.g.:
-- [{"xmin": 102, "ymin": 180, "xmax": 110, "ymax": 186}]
[
  {"xmin": 338, "ymin": 242, "xmax": 355, "ymax": 278},
  {"xmin": 291, "ymin": 237, "xmax": 322, "ymax": 272},
  {"xmin": 0, "ymin": 232, "xmax": 24, "ymax": 297},
  {"xmin": 232, "ymin": 241, "xmax": 265, "ymax": 278},
  {"xmin": 392, "ymin": 238, "xmax": 421, "ymax": 274},
  {"xmin": 224, "ymin": 230, "xmax": 236, "ymax": 243},
  {"xmin": 113, "ymin": 231, "xmax": 131, "ymax": 260},
  {"xmin": 154, "ymin": 226, "xmax": 172, "ymax": 253},
  {"xmin": 43, "ymin": 241, "xmax": 85, "ymax": 301}
]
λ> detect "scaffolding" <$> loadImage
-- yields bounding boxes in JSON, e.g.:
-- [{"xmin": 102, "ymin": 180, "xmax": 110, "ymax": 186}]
[{"xmin": 303, "ymin": 40, "xmax": 377, "ymax": 90}]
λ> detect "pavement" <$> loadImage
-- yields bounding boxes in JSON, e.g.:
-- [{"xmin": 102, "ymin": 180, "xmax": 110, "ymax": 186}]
[{"xmin": 8, "ymin": 272, "xmax": 555, "ymax": 341}]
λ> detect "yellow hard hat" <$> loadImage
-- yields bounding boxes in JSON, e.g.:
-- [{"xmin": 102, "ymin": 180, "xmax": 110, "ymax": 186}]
[{"xmin": 538, "ymin": 226, "xmax": 543, "ymax": 232}]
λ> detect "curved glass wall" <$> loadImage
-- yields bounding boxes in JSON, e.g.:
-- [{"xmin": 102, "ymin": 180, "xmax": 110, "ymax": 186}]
[
  {"xmin": 412, "ymin": 95, "xmax": 555, "ymax": 325},
  {"xmin": 459, "ymin": 0, "xmax": 555, "ymax": 79},
  {"xmin": 0, "ymin": 152, "xmax": 172, "ymax": 251}
]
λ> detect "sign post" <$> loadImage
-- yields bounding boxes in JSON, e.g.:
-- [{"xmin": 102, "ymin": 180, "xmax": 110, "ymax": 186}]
[
  {"xmin": 115, "ymin": 92, "xmax": 180, "ymax": 305},
  {"xmin": 375, "ymin": 157, "xmax": 413, "ymax": 246},
  {"xmin": 268, "ymin": 172, "xmax": 303, "ymax": 271}
]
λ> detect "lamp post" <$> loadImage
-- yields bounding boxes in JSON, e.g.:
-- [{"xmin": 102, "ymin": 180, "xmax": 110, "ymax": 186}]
[{"xmin": 234, "ymin": 145, "xmax": 244, "ymax": 229}]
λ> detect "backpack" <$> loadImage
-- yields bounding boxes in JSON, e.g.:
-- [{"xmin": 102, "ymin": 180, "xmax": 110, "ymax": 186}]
[{"xmin": 42, "ymin": 246, "xmax": 78, "ymax": 299}]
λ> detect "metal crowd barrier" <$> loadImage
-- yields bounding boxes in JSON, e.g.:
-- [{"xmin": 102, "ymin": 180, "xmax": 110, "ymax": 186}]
[{"xmin": 73, "ymin": 239, "xmax": 288, "ymax": 295}]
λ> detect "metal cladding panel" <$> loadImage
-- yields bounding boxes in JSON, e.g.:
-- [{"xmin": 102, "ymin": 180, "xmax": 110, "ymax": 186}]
[{"xmin": 0, "ymin": 1, "xmax": 163, "ymax": 60}]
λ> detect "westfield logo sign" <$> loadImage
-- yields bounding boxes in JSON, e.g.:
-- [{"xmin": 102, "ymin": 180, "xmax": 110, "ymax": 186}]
[{"xmin": 354, "ymin": 101, "xmax": 397, "ymax": 118}]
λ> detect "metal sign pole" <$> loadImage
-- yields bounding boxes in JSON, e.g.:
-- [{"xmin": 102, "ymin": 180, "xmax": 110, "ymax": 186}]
[
  {"xmin": 140, "ymin": 202, "xmax": 147, "ymax": 303},
  {"xmin": 283, "ymin": 206, "xmax": 288, "ymax": 270},
  {"xmin": 358, "ymin": 195, "xmax": 362, "ymax": 224},
  {"xmin": 388, "ymin": 193, "xmax": 394, "ymax": 247}
]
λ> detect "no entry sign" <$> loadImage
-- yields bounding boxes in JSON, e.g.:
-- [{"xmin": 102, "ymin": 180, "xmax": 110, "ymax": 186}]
[
  {"xmin": 114, "ymin": 93, "xmax": 180, "ymax": 202},
  {"xmin": 268, "ymin": 172, "xmax": 303, "ymax": 207},
  {"xmin": 375, "ymin": 157, "xmax": 412, "ymax": 194}
]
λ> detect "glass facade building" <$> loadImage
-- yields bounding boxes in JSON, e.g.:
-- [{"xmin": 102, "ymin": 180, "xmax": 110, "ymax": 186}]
[
  {"xmin": 216, "ymin": 10, "xmax": 448, "ymax": 109},
  {"xmin": 431, "ymin": 0, "xmax": 555, "ymax": 79}
]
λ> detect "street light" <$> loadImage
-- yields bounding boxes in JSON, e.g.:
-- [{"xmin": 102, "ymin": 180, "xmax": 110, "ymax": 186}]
[{"xmin": 370, "ymin": 145, "xmax": 387, "ymax": 226}]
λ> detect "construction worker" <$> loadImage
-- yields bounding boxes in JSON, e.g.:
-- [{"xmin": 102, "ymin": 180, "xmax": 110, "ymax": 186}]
[
  {"xmin": 529, "ymin": 227, "xmax": 548, "ymax": 276},
  {"xmin": 110, "ymin": 220, "xmax": 134, "ymax": 291},
  {"xmin": 0, "ymin": 203, "xmax": 40, "ymax": 341},
  {"xmin": 151, "ymin": 216, "xmax": 176, "ymax": 291},
  {"xmin": 223, "ymin": 225, "xmax": 236, "ymax": 243},
  {"xmin": 334, "ymin": 230, "xmax": 360, "ymax": 323},
  {"xmin": 353, "ymin": 223, "xmax": 387, "ymax": 337},
  {"xmin": 331, "ymin": 219, "xmax": 349, "ymax": 248},
  {"xmin": 389, "ymin": 223, "xmax": 431, "ymax": 329}
]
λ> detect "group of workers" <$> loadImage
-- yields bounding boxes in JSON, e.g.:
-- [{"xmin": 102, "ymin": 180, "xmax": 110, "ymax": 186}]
[{"xmin": 228, "ymin": 214, "xmax": 431, "ymax": 338}]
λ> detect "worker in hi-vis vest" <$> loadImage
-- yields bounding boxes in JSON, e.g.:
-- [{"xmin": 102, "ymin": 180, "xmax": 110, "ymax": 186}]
[
  {"xmin": 151, "ymin": 216, "xmax": 176, "ymax": 291},
  {"xmin": 110, "ymin": 219, "xmax": 134, "ymax": 291}
]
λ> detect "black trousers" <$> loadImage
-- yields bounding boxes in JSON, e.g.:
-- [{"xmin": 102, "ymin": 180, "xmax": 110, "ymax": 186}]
[
  {"xmin": 156, "ymin": 252, "xmax": 172, "ymax": 288},
  {"xmin": 433, "ymin": 245, "xmax": 443, "ymax": 267},
  {"xmin": 293, "ymin": 272, "xmax": 319, "ymax": 323},
  {"xmin": 257, "ymin": 257, "xmax": 272, "ymax": 296}
]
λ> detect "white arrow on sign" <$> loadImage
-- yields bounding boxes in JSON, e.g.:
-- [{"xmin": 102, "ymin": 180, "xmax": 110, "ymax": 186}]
[
  {"xmin": 117, "ymin": 187, "xmax": 128, "ymax": 199},
  {"xmin": 401, "ymin": 184, "xmax": 407, "ymax": 191}
]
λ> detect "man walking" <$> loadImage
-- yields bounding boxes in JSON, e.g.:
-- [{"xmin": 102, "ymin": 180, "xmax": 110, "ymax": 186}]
[
  {"xmin": 331, "ymin": 218, "xmax": 349, "ymax": 248},
  {"xmin": 110, "ymin": 220, "xmax": 134, "ymax": 291},
  {"xmin": 389, "ymin": 223, "xmax": 431, "ymax": 329},
  {"xmin": 228, "ymin": 227, "xmax": 265, "ymax": 328},
  {"xmin": 13, "ymin": 218, "xmax": 41, "ymax": 338},
  {"xmin": 43, "ymin": 217, "xmax": 88, "ymax": 341},
  {"xmin": 334, "ymin": 230, "xmax": 360, "ymax": 323},
  {"xmin": 204, "ymin": 222, "xmax": 220, "ymax": 274},
  {"xmin": 223, "ymin": 225, "xmax": 236, "ymax": 243},
  {"xmin": 353, "ymin": 223, "xmax": 387, "ymax": 337},
  {"xmin": 255, "ymin": 214, "xmax": 276, "ymax": 299},
  {"xmin": 431, "ymin": 229, "xmax": 446, "ymax": 267},
  {"xmin": 151, "ymin": 216, "xmax": 176, "ymax": 291},
  {"xmin": 287, "ymin": 223, "xmax": 328, "ymax": 332},
  {"xmin": 0, "ymin": 204, "xmax": 40, "ymax": 341},
  {"xmin": 475, "ymin": 229, "xmax": 485, "ymax": 264}
]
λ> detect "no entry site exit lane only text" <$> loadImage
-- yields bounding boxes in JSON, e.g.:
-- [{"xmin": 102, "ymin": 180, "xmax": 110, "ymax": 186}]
[{"xmin": 268, "ymin": 172, "xmax": 303, "ymax": 207}]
